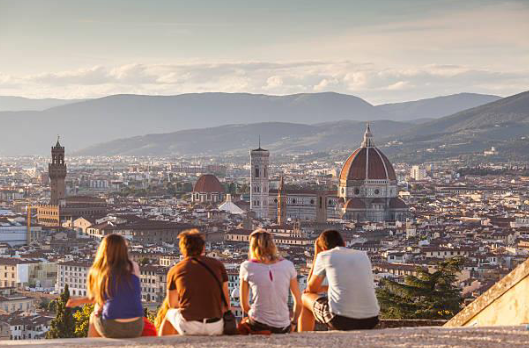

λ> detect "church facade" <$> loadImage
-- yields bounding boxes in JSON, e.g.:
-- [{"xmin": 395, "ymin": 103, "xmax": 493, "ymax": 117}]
[{"xmin": 252, "ymin": 125, "xmax": 407, "ymax": 223}]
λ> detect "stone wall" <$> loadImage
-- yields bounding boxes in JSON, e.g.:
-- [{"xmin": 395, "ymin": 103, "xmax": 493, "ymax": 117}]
[{"xmin": 445, "ymin": 257, "xmax": 529, "ymax": 327}]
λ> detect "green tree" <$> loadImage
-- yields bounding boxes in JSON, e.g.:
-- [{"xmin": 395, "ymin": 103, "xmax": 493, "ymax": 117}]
[
  {"xmin": 38, "ymin": 298, "xmax": 50, "ymax": 310},
  {"xmin": 145, "ymin": 307, "xmax": 157, "ymax": 324},
  {"xmin": 377, "ymin": 258, "xmax": 463, "ymax": 320},
  {"xmin": 46, "ymin": 285, "xmax": 76, "ymax": 339},
  {"xmin": 139, "ymin": 256, "xmax": 150, "ymax": 266},
  {"xmin": 47, "ymin": 299, "xmax": 57, "ymax": 313},
  {"xmin": 73, "ymin": 304, "xmax": 94, "ymax": 338}
]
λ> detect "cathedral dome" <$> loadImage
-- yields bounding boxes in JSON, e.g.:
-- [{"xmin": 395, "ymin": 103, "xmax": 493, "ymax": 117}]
[
  {"xmin": 339, "ymin": 124, "xmax": 397, "ymax": 181},
  {"xmin": 344, "ymin": 198, "xmax": 365, "ymax": 210},
  {"xmin": 389, "ymin": 197, "xmax": 407, "ymax": 209},
  {"xmin": 193, "ymin": 174, "xmax": 224, "ymax": 193}
]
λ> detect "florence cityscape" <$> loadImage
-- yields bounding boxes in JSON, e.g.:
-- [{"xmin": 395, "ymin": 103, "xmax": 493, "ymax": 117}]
[{"xmin": 0, "ymin": 0, "xmax": 528, "ymax": 346}]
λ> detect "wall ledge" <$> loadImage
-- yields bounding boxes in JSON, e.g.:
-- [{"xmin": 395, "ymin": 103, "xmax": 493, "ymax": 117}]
[{"xmin": 2, "ymin": 326, "xmax": 527, "ymax": 348}]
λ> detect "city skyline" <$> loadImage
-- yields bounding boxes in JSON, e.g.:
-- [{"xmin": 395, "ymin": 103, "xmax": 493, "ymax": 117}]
[{"xmin": 0, "ymin": 0, "xmax": 528, "ymax": 103}]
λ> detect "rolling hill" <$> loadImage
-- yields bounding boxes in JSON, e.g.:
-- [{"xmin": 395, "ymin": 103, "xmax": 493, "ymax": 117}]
[
  {"xmin": 0, "ymin": 96, "xmax": 82, "ymax": 111},
  {"xmin": 0, "ymin": 91, "xmax": 511, "ymax": 156},
  {"xmin": 377, "ymin": 93, "xmax": 501, "ymax": 121},
  {"xmin": 75, "ymin": 120, "xmax": 414, "ymax": 156}
]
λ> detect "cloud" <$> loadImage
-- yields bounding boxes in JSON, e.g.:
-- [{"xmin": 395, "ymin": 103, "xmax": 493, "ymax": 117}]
[{"xmin": 0, "ymin": 60, "xmax": 527, "ymax": 104}]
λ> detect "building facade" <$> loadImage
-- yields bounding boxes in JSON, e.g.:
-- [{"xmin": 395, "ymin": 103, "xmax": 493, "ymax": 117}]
[{"xmin": 261, "ymin": 125, "xmax": 407, "ymax": 223}]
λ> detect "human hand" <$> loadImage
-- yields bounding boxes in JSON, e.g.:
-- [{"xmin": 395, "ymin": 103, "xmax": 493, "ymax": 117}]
[{"xmin": 65, "ymin": 299, "xmax": 79, "ymax": 308}]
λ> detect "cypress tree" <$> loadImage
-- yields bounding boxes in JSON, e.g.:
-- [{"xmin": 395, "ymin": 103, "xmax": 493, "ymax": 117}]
[
  {"xmin": 377, "ymin": 258, "xmax": 463, "ymax": 319},
  {"xmin": 46, "ymin": 285, "xmax": 77, "ymax": 339}
]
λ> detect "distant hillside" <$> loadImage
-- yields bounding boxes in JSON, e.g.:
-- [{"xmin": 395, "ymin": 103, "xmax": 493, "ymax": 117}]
[
  {"xmin": 0, "ymin": 92, "xmax": 390, "ymax": 155},
  {"xmin": 387, "ymin": 90, "xmax": 529, "ymax": 162},
  {"xmin": 377, "ymin": 93, "xmax": 501, "ymax": 121},
  {"xmin": 0, "ymin": 96, "xmax": 82, "ymax": 111},
  {"xmin": 0, "ymin": 91, "xmax": 519, "ymax": 157},
  {"xmin": 75, "ymin": 120, "xmax": 414, "ymax": 156}
]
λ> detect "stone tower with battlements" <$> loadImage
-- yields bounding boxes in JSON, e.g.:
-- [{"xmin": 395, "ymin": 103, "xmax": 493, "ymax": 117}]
[{"xmin": 49, "ymin": 137, "xmax": 67, "ymax": 205}]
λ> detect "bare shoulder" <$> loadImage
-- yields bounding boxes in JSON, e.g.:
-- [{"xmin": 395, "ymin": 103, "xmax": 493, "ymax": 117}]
[{"xmin": 130, "ymin": 260, "xmax": 141, "ymax": 277}]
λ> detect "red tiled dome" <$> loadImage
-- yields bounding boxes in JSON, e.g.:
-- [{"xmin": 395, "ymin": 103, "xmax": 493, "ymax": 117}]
[
  {"xmin": 339, "ymin": 124, "xmax": 397, "ymax": 182},
  {"xmin": 389, "ymin": 197, "xmax": 407, "ymax": 209},
  {"xmin": 344, "ymin": 198, "xmax": 365, "ymax": 210},
  {"xmin": 339, "ymin": 147, "xmax": 396, "ymax": 181},
  {"xmin": 193, "ymin": 174, "xmax": 224, "ymax": 193}
]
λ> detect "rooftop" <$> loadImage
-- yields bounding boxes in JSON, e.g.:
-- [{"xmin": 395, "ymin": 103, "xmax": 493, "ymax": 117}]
[{"xmin": 3, "ymin": 326, "xmax": 528, "ymax": 348}]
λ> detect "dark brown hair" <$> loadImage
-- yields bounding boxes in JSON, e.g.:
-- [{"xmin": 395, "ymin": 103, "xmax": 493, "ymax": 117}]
[
  {"xmin": 179, "ymin": 229, "xmax": 205, "ymax": 257},
  {"xmin": 317, "ymin": 229, "xmax": 345, "ymax": 251},
  {"xmin": 88, "ymin": 234, "xmax": 131, "ymax": 305}
]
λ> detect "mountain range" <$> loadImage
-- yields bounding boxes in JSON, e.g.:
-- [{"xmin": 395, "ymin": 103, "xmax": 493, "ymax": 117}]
[
  {"xmin": 77, "ymin": 90, "xmax": 529, "ymax": 159},
  {"xmin": 0, "ymin": 96, "xmax": 81, "ymax": 112},
  {"xmin": 0, "ymin": 92, "xmax": 503, "ymax": 156}
]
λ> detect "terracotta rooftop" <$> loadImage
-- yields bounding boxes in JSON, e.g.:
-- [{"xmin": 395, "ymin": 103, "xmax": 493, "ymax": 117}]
[{"xmin": 194, "ymin": 174, "xmax": 224, "ymax": 193}]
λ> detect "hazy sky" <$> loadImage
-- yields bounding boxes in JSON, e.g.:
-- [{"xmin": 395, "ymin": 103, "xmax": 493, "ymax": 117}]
[{"xmin": 0, "ymin": 0, "xmax": 528, "ymax": 103}]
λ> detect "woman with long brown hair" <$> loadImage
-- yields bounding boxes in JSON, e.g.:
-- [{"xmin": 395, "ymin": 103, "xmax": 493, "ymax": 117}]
[
  {"xmin": 66, "ymin": 234, "xmax": 144, "ymax": 338},
  {"xmin": 238, "ymin": 229, "xmax": 301, "ymax": 334}
]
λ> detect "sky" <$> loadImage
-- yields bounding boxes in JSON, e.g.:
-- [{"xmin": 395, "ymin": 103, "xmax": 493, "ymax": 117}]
[{"xmin": 0, "ymin": 0, "xmax": 528, "ymax": 104}]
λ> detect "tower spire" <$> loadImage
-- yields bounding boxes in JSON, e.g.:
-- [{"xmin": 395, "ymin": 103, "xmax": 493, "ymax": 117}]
[
  {"xmin": 361, "ymin": 123, "xmax": 375, "ymax": 148},
  {"xmin": 258, "ymin": 135, "xmax": 261, "ymax": 150}
]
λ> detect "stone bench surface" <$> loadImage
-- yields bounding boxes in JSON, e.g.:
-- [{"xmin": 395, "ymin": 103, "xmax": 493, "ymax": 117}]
[{"xmin": 4, "ymin": 326, "xmax": 528, "ymax": 348}]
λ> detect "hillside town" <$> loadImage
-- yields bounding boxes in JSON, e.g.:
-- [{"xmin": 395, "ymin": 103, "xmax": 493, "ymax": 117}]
[{"xmin": 0, "ymin": 125, "xmax": 527, "ymax": 340}]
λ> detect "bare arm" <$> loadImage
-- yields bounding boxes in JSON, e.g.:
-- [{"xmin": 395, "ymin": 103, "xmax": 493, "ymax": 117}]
[
  {"xmin": 290, "ymin": 277, "xmax": 302, "ymax": 323},
  {"xmin": 131, "ymin": 260, "xmax": 141, "ymax": 278},
  {"xmin": 240, "ymin": 279, "xmax": 251, "ymax": 314},
  {"xmin": 66, "ymin": 297, "xmax": 95, "ymax": 308},
  {"xmin": 307, "ymin": 274, "xmax": 325, "ymax": 294},
  {"xmin": 223, "ymin": 281, "xmax": 231, "ymax": 311}
]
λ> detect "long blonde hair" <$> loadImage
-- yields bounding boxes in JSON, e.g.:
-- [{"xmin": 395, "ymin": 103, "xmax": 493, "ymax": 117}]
[
  {"xmin": 154, "ymin": 298, "xmax": 170, "ymax": 332},
  {"xmin": 87, "ymin": 234, "xmax": 132, "ymax": 306},
  {"xmin": 249, "ymin": 230, "xmax": 278, "ymax": 262}
]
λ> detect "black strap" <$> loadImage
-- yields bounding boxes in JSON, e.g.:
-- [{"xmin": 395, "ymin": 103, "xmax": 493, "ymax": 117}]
[{"xmin": 192, "ymin": 257, "xmax": 228, "ymax": 307}]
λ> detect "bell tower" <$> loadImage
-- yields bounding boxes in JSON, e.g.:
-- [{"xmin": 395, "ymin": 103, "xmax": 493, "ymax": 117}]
[
  {"xmin": 277, "ymin": 175, "xmax": 287, "ymax": 225},
  {"xmin": 250, "ymin": 138, "xmax": 269, "ymax": 219},
  {"xmin": 49, "ymin": 136, "xmax": 67, "ymax": 205}
]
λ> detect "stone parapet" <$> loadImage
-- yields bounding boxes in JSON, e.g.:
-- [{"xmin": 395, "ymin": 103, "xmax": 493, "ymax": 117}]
[{"xmin": 2, "ymin": 326, "xmax": 527, "ymax": 348}]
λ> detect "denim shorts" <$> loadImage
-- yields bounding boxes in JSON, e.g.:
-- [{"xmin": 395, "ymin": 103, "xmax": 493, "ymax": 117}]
[{"xmin": 93, "ymin": 315, "xmax": 144, "ymax": 338}]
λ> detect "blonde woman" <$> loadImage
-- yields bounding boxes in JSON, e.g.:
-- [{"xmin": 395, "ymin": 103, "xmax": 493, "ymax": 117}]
[
  {"xmin": 239, "ymin": 230, "xmax": 301, "ymax": 333},
  {"xmin": 67, "ymin": 234, "xmax": 144, "ymax": 338}
]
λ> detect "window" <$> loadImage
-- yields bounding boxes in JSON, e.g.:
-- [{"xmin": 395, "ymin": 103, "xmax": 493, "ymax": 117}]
[
  {"xmin": 354, "ymin": 188, "xmax": 360, "ymax": 195},
  {"xmin": 374, "ymin": 189, "xmax": 380, "ymax": 195},
  {"xmin": 254, "ymin": 166, "xmax": 259, "ymax": 178}
]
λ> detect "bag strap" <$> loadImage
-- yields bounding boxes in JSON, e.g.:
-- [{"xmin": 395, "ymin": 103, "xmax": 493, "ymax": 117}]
[{"xmin": 192, "ymin": 257, "xmax": 228, "ymax": 307}]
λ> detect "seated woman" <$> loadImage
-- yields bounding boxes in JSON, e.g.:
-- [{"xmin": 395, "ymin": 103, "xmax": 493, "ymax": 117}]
[
  {"xmin": 66, "ymin": 234, "xmax": 144, "ymax": 338},
  {"xmin": 239, "ymin": 229, "xmax": 301, "ymax": 334},
  {"xmin": 298, "ymin": 230, "xmax": 380, "ymax": 332}
]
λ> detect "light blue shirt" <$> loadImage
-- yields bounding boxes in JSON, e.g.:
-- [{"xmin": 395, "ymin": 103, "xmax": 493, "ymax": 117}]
[{"xmin": 313, "ymin": 247, "xmax": 380, "ymax": 319}]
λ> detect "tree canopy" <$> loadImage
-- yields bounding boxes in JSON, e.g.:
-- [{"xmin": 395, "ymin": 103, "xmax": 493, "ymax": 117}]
[{"xmin": 377, "ymin": 258, "xmax": 463, "ymax": 319}]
